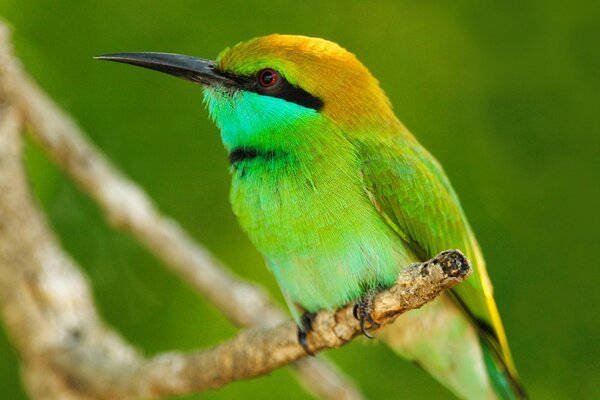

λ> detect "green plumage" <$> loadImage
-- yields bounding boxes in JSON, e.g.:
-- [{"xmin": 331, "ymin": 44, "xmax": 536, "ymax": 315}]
[
  {"xmin": 205, "ymin": 90, "xmax": 417, "ymax": 315},
  {"xmin": 202, "ymin": 35, "xmax": 526, "ymax": 400},
  {"xmin": 104, "ymin": 34, "xmax": 526, "ymax": 400}
]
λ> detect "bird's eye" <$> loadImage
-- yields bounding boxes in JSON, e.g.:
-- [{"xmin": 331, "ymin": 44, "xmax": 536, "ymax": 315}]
[{"xmin": 258, "ymin": 69, "xmax": 279, "ymax": 87}]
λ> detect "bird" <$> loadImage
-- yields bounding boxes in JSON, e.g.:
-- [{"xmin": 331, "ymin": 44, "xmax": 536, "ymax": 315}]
[{"xmin": 97, "ymin": 34, "xmax": 526, "ymax": 400}]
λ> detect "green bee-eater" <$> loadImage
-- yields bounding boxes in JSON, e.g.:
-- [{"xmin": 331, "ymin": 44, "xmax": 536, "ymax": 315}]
[{"xmin": 98, "ymin": 34, "xmax": 526, "ymax": 399}]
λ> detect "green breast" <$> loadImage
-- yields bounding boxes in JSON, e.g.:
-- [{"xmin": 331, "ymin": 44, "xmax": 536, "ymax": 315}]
[
  {"xmin": 204, "ymin": 87, "xmax": 416, "ymax": 314},
  {"xmin": 229, "ymin": 137, "xmax": 416, "ymax": 314}
]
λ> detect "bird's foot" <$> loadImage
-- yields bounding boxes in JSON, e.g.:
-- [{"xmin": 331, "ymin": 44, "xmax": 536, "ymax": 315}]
[
  {"xmin": 297, "ymin": 311, "xmax": 317, "ymax": 356},
  {"xmin": 353, "ymin": 290, "xmax": 380, "ymax": 339}
]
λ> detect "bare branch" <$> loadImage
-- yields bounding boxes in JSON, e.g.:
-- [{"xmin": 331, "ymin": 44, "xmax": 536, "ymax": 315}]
[
  {"xmin": 113, "ymin": 253, "xmax": 470, "ymax": 396},
  {"xmin": 0, "ymin": 20, "xmax": 362, "ymax": 400}
]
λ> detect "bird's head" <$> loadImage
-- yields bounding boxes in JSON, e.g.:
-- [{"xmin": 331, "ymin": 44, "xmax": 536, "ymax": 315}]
[{"xmin": 97, "ymin": 35, "xmax": 402, "ymax": 153}]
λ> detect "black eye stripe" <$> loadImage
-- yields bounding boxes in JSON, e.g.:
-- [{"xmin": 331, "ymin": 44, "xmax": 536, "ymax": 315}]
[
  {"xmin": 222, "ymin": 71, "xmax": 324, "ymax": 111},
  {"xmin": 254, "ymin": 77, "xmax": 324, "ymax": 110}
]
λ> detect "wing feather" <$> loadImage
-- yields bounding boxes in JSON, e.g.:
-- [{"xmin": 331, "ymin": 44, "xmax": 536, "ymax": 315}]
[{"xmin": 358, "ymin": 136, "xmax": 519, "ymax": 379}]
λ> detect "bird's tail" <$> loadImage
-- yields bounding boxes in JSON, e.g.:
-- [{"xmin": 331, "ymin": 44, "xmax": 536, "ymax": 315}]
[
  {"xmin": 377, "ymin": 294, "xmax": 526, "ymax": 400},
  {"xmin": 480, "ymin": 335, "xmax": 527, "ymax": 400}
]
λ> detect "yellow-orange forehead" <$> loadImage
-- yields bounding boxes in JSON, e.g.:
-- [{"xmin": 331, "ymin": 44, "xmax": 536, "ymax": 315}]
[
  {"xmin": 217, "ymin": 35, "xmax": 370, "ymax": 88},
  {"xmin": 218, "ymin": 34, "xmax": 348, "ymax": 60}
]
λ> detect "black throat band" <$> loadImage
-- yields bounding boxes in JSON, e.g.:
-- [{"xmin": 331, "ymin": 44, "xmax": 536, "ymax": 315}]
[{"xmin": 228, "ymin": 147, "xmax": 281, "ymax": 166}]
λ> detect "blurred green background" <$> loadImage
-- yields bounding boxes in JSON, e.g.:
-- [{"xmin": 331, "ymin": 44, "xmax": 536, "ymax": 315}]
[{"xmin": 1, "ymin": 1, "xmax": 598, "ymax": 399}]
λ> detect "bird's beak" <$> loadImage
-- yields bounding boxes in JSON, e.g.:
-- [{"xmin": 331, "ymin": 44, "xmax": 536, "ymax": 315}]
[{"xmin": 94, "ymin": 52, "xmax": 236, "ymax": 87}]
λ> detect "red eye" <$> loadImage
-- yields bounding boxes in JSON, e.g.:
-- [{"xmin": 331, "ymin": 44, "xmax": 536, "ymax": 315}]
[{"xmin": 258, "ymin": 69, "xmax": 278, "ymax": 87}]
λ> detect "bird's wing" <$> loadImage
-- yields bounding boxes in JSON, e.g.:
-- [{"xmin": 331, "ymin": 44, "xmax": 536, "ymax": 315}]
[{"xmin": 358, "ymin": 135, "xmax": 519, "ymax": 379}]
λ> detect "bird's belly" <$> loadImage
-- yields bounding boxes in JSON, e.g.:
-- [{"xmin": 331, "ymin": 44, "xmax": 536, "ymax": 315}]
[{"xmin": 230, "ymin": 169, "xmax": 416, "ymax": 313}]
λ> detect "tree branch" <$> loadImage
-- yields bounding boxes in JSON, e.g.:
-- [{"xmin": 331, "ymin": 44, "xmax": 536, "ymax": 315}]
[
  {"xmin": 0, "ymin": 20, "xmax": 471, "ymax": 400},
  {"xmin": 125, "ymin": 251, "xmax": 471, "ymax": 395}
]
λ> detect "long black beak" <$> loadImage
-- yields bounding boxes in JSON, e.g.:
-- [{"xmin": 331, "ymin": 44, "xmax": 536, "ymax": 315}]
[{"xmin": 94, "ymin": 52, "xmax": 236, "ymax": 87}]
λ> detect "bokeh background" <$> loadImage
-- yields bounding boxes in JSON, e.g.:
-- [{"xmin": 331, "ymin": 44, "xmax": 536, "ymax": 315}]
[{"xmin": 1, "ymin": 1, "xmax": 598, "ymax": 399}]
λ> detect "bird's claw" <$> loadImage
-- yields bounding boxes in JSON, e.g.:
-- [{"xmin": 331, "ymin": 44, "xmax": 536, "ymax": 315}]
[
  {"xmin": 353, "ymin": 291, "xmax": 380, "ymax": 339},
  {"xmin": 297, "ymin": 311, "xmax": 316, "ymax": 356}
]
